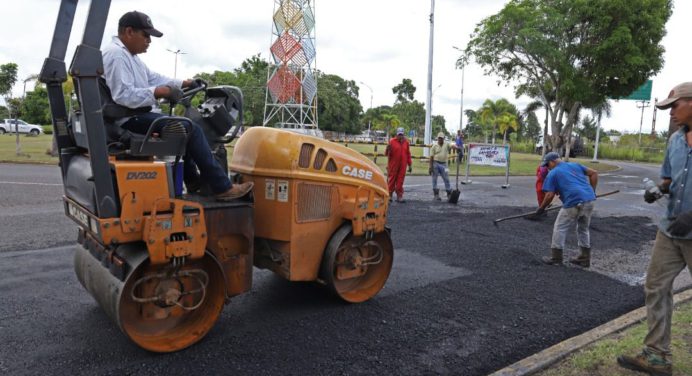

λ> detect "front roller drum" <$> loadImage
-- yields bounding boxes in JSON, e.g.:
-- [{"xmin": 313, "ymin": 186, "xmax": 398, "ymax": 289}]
[
  {"xmin": 74, "ymin": 244, "xmax": 226, "ymax": 352},
  {"xmin": 320, "ymin": 224, "xmax": 394, "ymax": 303}
]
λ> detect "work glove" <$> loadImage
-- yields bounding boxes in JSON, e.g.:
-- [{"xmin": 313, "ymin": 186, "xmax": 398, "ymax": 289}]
[
  {"xmin": 166, "ymin": 85, "xmax": 184, "ymax": 104},
  {"xmin": 667, "ymin": 211, "xmax": 692, "ymax": 237},
  {"xmin": 188, "ymin": 78, "xmax": 204, "ymax": 90},
  {"xmin": 407, "ymin": 165, "xmax": 412, "ymax": 173},
  {"xmin": 525, "ymin": 207, "xmax": 546, "ymax": 221}
]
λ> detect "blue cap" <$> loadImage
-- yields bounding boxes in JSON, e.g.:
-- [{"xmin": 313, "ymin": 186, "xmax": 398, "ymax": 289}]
[{"xmin": 541, "ymin": 152, "xmax": 560, "ymax": 167}]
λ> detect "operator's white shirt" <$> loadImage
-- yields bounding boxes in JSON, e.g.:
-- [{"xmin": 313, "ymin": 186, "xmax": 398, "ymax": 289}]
[{"xmin": 102, "ymin": 36, "xmax": 182, "ymax": 110}]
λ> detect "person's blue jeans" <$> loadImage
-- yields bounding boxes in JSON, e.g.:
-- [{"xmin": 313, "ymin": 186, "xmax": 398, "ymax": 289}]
[
  {"xmin": 121, "ymin": 112, "xmax": 231, "ymax": 194},
  {"xmin": 431, "ymin": 161, "xmax": 451, "ymax": 191}
]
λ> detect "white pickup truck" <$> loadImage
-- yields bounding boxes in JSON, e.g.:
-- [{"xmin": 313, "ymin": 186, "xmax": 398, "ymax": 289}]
[{"xmin": 0, "ymin": 119, "xmax": 44, "ymax": 135}]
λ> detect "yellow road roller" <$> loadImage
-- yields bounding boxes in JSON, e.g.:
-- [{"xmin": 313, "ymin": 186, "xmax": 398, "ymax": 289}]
[{"xmin": 40, "ymin": 0, "xmax": 393, "ymax": 352}]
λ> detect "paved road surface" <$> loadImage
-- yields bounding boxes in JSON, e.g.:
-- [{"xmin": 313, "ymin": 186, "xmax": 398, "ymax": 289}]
[{"xmin": 0, "ymin": 161, "xmax": 689, "ymax": 375}]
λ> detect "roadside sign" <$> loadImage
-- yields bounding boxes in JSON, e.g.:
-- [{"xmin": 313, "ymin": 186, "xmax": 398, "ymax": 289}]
[{"xmin": 621, "ymin": 80, "xmax": 652, "ymax": 101}]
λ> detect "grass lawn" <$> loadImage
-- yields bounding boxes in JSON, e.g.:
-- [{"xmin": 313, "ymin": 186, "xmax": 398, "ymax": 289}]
[
  {"xmin": 340, "ymin": 142, "xmax": 618, "ymax": 176},
  {"xmin": 0, "ymin": 135, "xmax": 619, "ymax": 176},
  {"xmin": 0, "ymin": 134, "xmax": 56, "ymax": 164},
  {"xmin": 537, "ymin": 299, "xmax": 692, "ymax": 376}
]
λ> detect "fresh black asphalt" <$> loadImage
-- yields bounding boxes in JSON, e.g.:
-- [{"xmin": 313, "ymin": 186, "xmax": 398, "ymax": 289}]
[{"xmin": 0, "ymin": 162, "xmax": 672, "ymax": 375}]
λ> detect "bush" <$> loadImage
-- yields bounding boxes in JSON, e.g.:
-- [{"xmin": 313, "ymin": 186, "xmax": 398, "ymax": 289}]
[{"xmin": 42, "ymin": 125, "xmax": 53, "ymax": 135}]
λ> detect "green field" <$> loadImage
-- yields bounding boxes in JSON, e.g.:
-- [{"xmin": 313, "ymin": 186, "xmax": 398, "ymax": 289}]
[
  {"xmin": 0, "ymin": 135, "xmax": 618, "ymax": 175},
  {"xmin": 0, "ymin": 134, "xmax": 55, "ymax": 164}
]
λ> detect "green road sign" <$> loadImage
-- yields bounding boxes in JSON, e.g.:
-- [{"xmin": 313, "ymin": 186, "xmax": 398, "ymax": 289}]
[{"xmin": 622, "ymin": 80, "xmax": 652, "ymax": 101}]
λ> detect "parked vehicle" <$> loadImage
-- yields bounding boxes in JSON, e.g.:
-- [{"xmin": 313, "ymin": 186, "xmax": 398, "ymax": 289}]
[{"xmin": 0, "ymin": 119, "xmax": 44, "ymax": 135}]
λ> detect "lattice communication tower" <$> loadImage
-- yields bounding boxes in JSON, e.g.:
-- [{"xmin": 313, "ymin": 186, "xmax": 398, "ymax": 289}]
[{"xmin": 263, "ymin": 0, "xmax": 318, "ymax": 131}]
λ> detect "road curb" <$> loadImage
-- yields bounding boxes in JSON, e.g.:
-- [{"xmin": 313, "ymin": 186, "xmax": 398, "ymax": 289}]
[{"xmin": 489, "ymin": 287, "xmax": 692, "ymax": 376}]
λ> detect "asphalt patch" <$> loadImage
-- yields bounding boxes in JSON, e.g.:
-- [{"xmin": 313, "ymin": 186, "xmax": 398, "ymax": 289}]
[{"xmin": 0, "ymin": 202, "xmax": 657, "ymax": 376}]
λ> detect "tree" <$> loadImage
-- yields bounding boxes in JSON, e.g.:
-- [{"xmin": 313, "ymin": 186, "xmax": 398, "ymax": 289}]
[
  {"xmin": 497, "ymin": 112, "xmax": 519, "ymax": 144},
  {"xmin": 392, "ymin": 78, "xmax": 416, "ymax": 104},
  {"xmin": 576, "ymin": 115, "xmax": 597, "ymax": 142},
  {"xmin": 316, "ymin": 73, "xmax": 363, "ymax": 133},
  {"xmin": 195, "ymin": 54, "xmax": 269, "ymax": 126},
  {"xmin": 523, "ymin": 111, "xmax": 542, "ymax": 144},
  {"xmin": 391, "ymin": 100, "xmax": 425, "ymax": 137},
  {"xmin": 463, "ymin": 109, "xmax": 484, "ymax": 140},
  {"xmin": 373, "ymin": 113, "xmax": 401, "ymax": 139},
  {"xmin": 21, "ymin": 85, "xmax": 51, "ymax": 125},
  {"xmin": 1, "ymin": 63, "xmax": 19, "ymax": 116},
  {"xmin": 431, "ymin": 115, "xmax": 447, "ymax": 138},
  {"xmin": 478, "ymin": 98, "xmax": 516, "ymax": 144},
  {"xmin": 466, "ymin": 0, "xmax": 671, "ymax": 154}
]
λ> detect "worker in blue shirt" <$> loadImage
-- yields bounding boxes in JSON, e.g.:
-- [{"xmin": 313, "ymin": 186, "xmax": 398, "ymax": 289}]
[{"xmin": 530, "ymin": 151, "xmax": 598, "ymax": 267}]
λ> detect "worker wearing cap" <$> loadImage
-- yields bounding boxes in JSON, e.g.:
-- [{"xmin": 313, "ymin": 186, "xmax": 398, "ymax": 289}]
[
  {"xmin": 530, "ymin": 151, "xmax": 598, "ymax": 267},
  {"xmin": 618, "ymin": 82, "xmax": 692, "ymax": 376},
  {"xmin": 429, "ymin": 132, "xmax": 457, "ymax": 200},
  {"xmin": 385, "ymin": 127, "xmax": 412, "ymax": 203},
  {"xmin": 101, "ymin": 11, "xmax": 253, "ymax": 201}
]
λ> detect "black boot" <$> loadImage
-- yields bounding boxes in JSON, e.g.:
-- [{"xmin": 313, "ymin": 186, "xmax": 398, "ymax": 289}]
[
  {"xmin": 570, "ymin": 247, "xmax": 591, "ymax": 267},
  {"xmin": 542, "ymin": 248, "xmax": 563, "ymax": 265},
  {"xmin": 446, "ymin": 190, "xmax": 452, "ymax": 198},
  {"xmin": 433, "ymin": 189, "xmax": 441, "ymax": 201}
]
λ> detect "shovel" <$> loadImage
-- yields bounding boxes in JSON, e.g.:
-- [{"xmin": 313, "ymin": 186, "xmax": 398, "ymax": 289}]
[{"xmin": 448, "ymin": 154, "xmax": 461, "ymax": 204}]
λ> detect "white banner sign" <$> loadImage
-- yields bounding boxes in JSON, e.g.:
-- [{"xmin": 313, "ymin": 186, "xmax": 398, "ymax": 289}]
[{"xmin": 468, "ymin": 144, "xmax": 509, "ymax": 167}]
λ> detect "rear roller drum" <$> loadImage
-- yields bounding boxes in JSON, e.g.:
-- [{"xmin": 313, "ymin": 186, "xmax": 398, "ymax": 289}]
[
  {"xmin": 75, "ymin": 245, "xmax": 226, "ymax": 352},
  {"xmin": 320, "ymin": 224, "xmax": 394, "ymax": 303}
]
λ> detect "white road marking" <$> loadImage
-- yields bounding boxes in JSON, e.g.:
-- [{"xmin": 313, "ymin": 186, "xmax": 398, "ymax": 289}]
[{"xmin": 0, "ymin": 181, "xmax": 62, "ymax": 186}]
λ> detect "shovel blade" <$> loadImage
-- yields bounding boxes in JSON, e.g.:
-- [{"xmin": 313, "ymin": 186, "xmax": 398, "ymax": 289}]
[{"xmin": 448, "ymin": 189, "xmax": 460, "ymax": 204}]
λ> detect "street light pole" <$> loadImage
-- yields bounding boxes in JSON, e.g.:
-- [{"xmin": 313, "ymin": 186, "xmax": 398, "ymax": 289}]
[
  {"xmin": 359, "ymin": 81, "xmax": 373, "ymax": 135},
  {"xmin": 452, "ymin": 46, "xmax": 465, "ymax": 132},
  {"xmin": 166, "ymin": 49, "xmax": 187, "ymax": 79},
  {"xmin": 424, "ymin": 0, "xmax": 435, "ymax": 157}
]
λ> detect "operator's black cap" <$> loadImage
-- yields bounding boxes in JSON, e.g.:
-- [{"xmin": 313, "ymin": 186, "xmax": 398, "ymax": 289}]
[{"xmin": 119, "ymin": 11, "xmax": 163, "ymax": 38}]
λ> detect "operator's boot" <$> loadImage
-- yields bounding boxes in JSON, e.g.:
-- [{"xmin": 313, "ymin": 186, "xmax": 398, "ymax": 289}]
[
  {"xmin": 541, "ymin": 248, "xmax": 563, "ymax": 265},
  {"xmin": 433, "ymin": 189, "xmax": 441, "ymax": 201},
  {"xmin": 570, "ymin": 247, "xmax": 591, "ymax": 268},
  {"xmin": 446, "ymin": 190, "xmax": 452, "ymax": 199},
  {"xmin": 617, "ymin": 349, "xmax": 672, "ymax": 376}
]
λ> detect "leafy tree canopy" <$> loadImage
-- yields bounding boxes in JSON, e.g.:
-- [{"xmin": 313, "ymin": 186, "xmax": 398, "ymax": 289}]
[
  {"xmin": 466, "ymin": 0, "xmax": 671, "ymax": 152},
  {"xmin": 316, "ymin": 73, "xmax": 363, "ymax": 133},
  {"xmin": 392, "ymin": 78, "xmax": 416, "ymax": 104},
  {"xmin": 0, "ymin": 63, "xmax": 18, "ymax": 97}
]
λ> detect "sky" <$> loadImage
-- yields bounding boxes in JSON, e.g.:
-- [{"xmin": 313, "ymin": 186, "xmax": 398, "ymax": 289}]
[{"xmin": 1, "ymin": 0, "xmax": 688, "ymax": 135}]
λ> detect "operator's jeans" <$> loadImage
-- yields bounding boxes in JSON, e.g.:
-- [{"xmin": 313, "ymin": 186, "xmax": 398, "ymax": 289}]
[
  {"xmin": 121, "ymin": 112, "xmax": 231, "ymax": 194},
  {"xmin": 431, "ymin": 161, "xmax": 451, "ymax": 191},
  {"xmin": 644, "ymin": 231, "xmax": 692, "ymax": 356},
  {"xmin": 550, "ymin": 201, "xmax": 594, "ymax": 249}
]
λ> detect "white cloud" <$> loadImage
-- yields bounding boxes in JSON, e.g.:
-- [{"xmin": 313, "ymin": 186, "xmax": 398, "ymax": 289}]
[{"xmin": 1, "ymin": 0, "xmax": 687, "ymax": 135}]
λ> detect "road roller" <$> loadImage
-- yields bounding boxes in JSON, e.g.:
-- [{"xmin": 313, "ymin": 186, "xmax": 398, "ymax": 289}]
[{"xmin": 39, "ymin": 0, "xmax": 393, "ymax": 352}]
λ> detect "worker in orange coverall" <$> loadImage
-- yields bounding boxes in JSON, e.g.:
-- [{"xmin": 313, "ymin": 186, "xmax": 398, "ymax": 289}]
[{"xmin": 385, "ymin": 127, "xmax": 412, "ymax": 203}]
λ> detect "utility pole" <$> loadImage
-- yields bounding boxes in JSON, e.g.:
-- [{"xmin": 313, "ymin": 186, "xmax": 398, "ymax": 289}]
[
  {"xmin": 593, "ymin": 112, "xmax": 601, "ymax": 162},
  {"xmin": 359, "ymin": 81, "xmax": 373, "ymax": 135},
  {"xmin": 452, "ymin": 46, "xmax": 465, "ymax": 132},
  {"xmin": 651, "ymin": 98, "xmax": 658, "ymax": 137},
  {"xmin": 637, "ymin": 100, "xmax": 650, "ymax": 145},
  {"xmin": 423, "ymin": 0, "xmax": 435, "ymax": 157},
  {"xmin": 166, "ymin": 49, "xmax": 187, "ymax": 79}
]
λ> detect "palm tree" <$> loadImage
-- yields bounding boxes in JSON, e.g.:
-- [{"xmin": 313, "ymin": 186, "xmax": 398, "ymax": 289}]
[
  {"xmin": 374, "ymin": 113, "xmax": 401, "ymax": 139},
  {"xmin": 497, "ymin": 112, "xmax": 519, "ymax": 144},
  {"xmin": 479, "ymin": 98, "xmax": 517, "ymax": 144}
]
